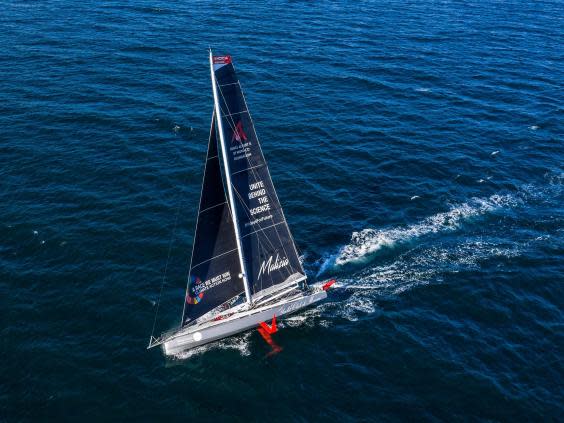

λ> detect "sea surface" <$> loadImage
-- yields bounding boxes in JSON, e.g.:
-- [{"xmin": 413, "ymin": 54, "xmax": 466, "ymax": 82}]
[{"xmin": 1, "ymin": 0, "xmax": 563, "ymax": 421}]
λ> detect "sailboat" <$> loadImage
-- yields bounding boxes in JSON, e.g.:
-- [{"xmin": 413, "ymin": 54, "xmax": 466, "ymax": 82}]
[{"xmin": 148, "ymin": 51, "xmax": 334, "ymax": 356}]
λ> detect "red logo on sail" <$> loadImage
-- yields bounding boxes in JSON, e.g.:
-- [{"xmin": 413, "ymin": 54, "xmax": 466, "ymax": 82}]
[
  {"xmin": 213, "ymin": 55, "xmax": 232, "ymax": 65},
  {"xmin": 232, "ymin": 121, "xmax": 248, "ymax": 143}
]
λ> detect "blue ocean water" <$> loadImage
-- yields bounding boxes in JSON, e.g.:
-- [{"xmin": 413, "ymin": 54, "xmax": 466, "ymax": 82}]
[{"xmin": 1, "ymin": 0, "xmax": 563, "ymax": 420}]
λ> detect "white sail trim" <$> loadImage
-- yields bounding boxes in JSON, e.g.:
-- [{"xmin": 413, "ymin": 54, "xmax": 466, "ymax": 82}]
[{"xmin": 251, "ymin": 272, "xmax": 306, "ymax": 303}]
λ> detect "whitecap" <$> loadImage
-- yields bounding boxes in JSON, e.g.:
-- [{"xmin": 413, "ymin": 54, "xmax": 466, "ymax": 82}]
[
  {"xmin": 323, "ymin": 193, "xmax": 519, "ymax": 268},
  {"xmin": 283, "ymin": 307, "xmax": 322, "ymax": 329},
  {"xmin": 329, "ymin": 238, "xmax": 521, "ymax": 310}
]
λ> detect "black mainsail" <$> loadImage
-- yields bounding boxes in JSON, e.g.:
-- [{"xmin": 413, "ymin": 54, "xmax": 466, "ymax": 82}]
[
  {"xmin": 212, "ymin": 55, "xmax": 305, "ymax": 299},
  {"xmin": 181, "ymin": 113, "xmax": 245, "ymax": 325},
  {"xmin": 149, "ymin": 52, "xmax": 333, "ymax": 354}
]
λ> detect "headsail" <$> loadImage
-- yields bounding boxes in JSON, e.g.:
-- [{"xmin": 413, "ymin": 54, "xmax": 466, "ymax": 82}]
[
  {"xmin": 212, "ymin": 55, "xmax": 305, "ymax": 298},
  {"xmin": 182, "ymin": 113, "xmax": 245, "ymax": 325}
]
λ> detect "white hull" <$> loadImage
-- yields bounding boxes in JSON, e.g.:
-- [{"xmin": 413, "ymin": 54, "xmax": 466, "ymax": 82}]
[{"xmin": 162, "ymin": 287, "xmax": 327, "ymax": 356}]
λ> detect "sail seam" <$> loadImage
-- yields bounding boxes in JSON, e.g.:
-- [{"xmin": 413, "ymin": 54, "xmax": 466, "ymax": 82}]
[
  {"xmin": 241, "ymin": 221, "xmax": 286, "ymax": 238},
  {"xmin": 224, "ymin": 110, "xmax": 248, "ymax": 118},
  {"xmin": 191, "ymin": 248, "xmax": 239, "ymax": 269},
  {"xmin": 198, "ymin": 201, "xmax": 227, "ymax": 215},
  {"xmin": 219, "ymin": 82, "xmax": 240, "ymax": 87},
  {"xmin": 231, "ymin": 163, "xmax": 265, "ymax": 176}
]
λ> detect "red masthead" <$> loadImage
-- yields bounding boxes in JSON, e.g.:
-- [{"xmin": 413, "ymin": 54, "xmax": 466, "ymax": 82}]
[{"xmin": 213, "ymin": 55, "xmax": 232, "ymax": 65}]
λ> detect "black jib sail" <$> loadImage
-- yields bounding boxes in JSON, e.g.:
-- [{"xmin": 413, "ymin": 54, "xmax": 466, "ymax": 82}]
[
  {"xmin": 182, "ymin": 113, "xmax": 245, "ymax": 325},
  {"xmin": 212, "ymin": 55, "xmax": 305, "ymax": 297}
]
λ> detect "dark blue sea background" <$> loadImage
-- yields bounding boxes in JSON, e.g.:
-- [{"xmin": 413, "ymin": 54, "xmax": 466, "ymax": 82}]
[{"xmin": 1, "ymin": 0, "xmax": 562, "ymax": 421}]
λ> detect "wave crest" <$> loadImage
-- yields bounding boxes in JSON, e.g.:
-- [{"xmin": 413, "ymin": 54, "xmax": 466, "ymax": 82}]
[{"xmin": 326, "ymin": 193, "xmax": 519, "ymax": 268}]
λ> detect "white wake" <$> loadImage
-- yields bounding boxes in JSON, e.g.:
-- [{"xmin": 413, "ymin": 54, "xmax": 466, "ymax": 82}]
[{"xmin": 320, "ymin": 193, "xmax": 520, "ymax": 271}]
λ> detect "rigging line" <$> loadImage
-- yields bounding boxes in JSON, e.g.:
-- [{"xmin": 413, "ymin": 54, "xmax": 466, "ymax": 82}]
[
  {"xmin": 230, "ymin": 182, "xmax": 296, "ymax": 281},
  {"xmin": 190, "ymin": 247, "xmax": 239, "ymax": 269},
  {"xmin": 198, "ymin": 201, "xmax": 227, "ymax": 215},
  {"xmin": 231, "ymin": 182, "xmax": 298, "ymax": 293},
  {"xmin": 241, "ymin": 221, "xmax": 286, "ymax": 238},
  {"xmin": 150, "ymin": 200, "xmax": 183, "ymax": 340},
  {"xmin": 227, "ymin": 173, "xmax": 280, "ymax": 253},
  {"xmin": 224, "ymin": 110, "xmax": 249, "ymax": 118},
  {"xmin": 237, "ymin": 79, "xmax": 306, "ymax": 273},
  {"xmin": 231, "ymin": 183, "xmax": 279, "ymax": 253},
  {"xmin": 229, "ymin": 96, "xmax": 296, "ymax": 273},
  {"xmin": 211, "ymin": 115, "xmax": 235, "ymax": 224},
  {"xmin": 180, "ymin": 110, "xmax": 217, "ymax": 326},
  {"xmin": 215, "ymin": 74, "xmax": 298, "ymax": 268},
  {"xmin": 219, "ymin": 82, "xmax": 240, "ymax": 87},
  {"xmin": 150, "ymin": 121, "xmax": 199, "ymax": 340},
  {"xmin": 232, "ymin": 163, "xmax": 265, "ymax": 176},
  {"xmin": 213, "ymin": 71, "xmax": 298, "ymax": 273},
  {"xmin": 231, "ymin": 182, "xmax": 298, "ymax": 279},
  {"xmin": 215, "ymin": 78, "xmax": 297, "ymax": 276}
]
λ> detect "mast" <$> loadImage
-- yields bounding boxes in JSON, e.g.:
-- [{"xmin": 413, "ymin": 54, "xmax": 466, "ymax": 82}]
[
  {"xmin": 209, "ymin": 49, "xmax": 253, "ymax": 306},
  {"xmin": 210, "ymin": 53, "xmax": 305, "ymax": 297}
]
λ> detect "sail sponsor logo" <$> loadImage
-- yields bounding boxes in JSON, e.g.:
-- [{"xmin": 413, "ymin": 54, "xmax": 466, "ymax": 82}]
[
  {"xmin": 231, "ymin": 121, "xmax": 248, "ymax": 143},
  {"xmin": 188, "ymin": 272, "xmax": 232, "ymax": 303},
  {"xmin": 186, "ymin": 291, "xmax": 204, "ymax": 305},
  {"xmin": 245, "ymin": 214, "xmax": 273, "ymax": 227},
  {"xmin": 248, "ymin": 180, "xmax": 272, "ymax": 216},
  {"xmin": 229, "ymin": 122, "xmax": 251, "ymax": 161},
  {"xmin": 186, "ymin": 276, "xmax": 204, "ymax": 304},
  {"xmin": 258, "ymin": 253, "xmax": 290, "ymax": 279},
  {"xmin": 213, "ymin": 55, "xmax": 232, "ymax": 65},
  {"xmin": 250, "ymin": 203, "xmax": 271, "ymax": 215}
]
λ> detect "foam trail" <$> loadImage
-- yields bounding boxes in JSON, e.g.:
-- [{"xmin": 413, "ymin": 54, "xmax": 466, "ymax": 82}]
[
  {"xmin": 319, "ymin": 239, "xmax": 521, "ymax": 322},
  {"xmin": 322, "ymin": 193, "xmax": 518, "ymax": 270},
  {"xmin": 173, "ymin": 332, "xmax": 252, "ymax": 360}
]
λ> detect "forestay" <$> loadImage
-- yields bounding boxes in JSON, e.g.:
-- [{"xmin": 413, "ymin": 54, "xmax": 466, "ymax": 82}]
[{"xmin": 182, "ymin": 113, "xmax": 245, "ymax": 326}]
